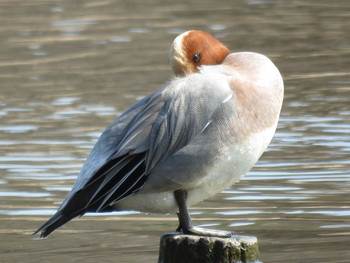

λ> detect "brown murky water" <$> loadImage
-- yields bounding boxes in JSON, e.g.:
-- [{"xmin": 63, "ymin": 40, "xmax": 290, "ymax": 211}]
[{"xmin": 0, "ymin": 1, "xmax": 349, "ymax": 262}]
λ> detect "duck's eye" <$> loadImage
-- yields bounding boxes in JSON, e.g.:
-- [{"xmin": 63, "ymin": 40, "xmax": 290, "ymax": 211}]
[{"xmin": 192, "ymin": 53, "xmax": 201, "ymax": 63}]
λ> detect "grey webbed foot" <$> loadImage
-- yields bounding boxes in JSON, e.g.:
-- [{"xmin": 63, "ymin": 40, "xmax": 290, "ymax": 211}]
[
  {"xmin": 180, "ymin": 226, "xmax": 235, "ymax": 237},
  {"xmin": 174, "ymin": 190, "xmax": 235, "ymax": 238}
]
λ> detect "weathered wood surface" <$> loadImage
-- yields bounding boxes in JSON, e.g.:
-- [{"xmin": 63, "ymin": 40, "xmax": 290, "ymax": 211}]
[{"xmin": 158, "ymin": 233, "xmax": 259, "ymax": 263}]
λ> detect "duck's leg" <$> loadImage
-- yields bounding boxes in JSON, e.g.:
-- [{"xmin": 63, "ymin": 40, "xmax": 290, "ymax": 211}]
[{"xmin": 174, "ymin": 190, "xmax": 235, "ymax": 237}]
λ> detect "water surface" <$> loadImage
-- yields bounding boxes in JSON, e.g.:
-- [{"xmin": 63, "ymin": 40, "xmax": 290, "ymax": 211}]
[{"xmin": 0, "ymin": 1, "xmax": 349, "ymax": 262}]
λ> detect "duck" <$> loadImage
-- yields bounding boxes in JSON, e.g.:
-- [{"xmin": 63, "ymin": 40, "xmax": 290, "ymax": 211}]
[{"xmin": 35, "ymin": 30, "xmax": 284, "ymax": 238}]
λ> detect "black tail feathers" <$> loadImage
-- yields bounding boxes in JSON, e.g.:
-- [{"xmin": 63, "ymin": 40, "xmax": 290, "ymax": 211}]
[{"xmin": 33, "ymin": 211, "xmax": 77, "ymax": 238}]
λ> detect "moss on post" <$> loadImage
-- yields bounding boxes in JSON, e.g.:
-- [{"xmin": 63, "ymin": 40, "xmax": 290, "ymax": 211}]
[{"xmin": 158, "ymin": 233, "xmax": 259, "ymax": 263}]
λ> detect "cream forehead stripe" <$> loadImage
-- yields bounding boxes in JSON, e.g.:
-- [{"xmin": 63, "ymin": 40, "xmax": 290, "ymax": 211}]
[{"xmin": 169, "ymin": 31, "xmax": 191, "ymax": 65}]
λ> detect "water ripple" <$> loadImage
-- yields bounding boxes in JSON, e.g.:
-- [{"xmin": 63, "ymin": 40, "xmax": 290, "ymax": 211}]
[
  {"xmin": 0, "ymin": 125, "xmax": 38, "ymax": 133},
  {"xmin": 0, "ymin": 191, "xmax": 52, "ymax": 197}
]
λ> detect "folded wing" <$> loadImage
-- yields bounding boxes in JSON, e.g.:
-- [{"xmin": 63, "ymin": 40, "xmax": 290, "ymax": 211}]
[{"xmin": 35, "ymin": 72, "xmax": 234, "ymax": 237}]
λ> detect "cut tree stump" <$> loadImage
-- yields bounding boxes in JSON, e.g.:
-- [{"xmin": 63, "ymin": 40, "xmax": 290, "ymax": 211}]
[{"xmin": 158, "ymin": 233, "xmax": 259, "ymax": 263}]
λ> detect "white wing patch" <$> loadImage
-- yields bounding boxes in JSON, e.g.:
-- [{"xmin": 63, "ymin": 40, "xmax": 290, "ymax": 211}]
[
  {"xmin": 222, "ymin": 92, "xmax": 233, "ymax": 103},
  {"xmin": 200, "ymin": 120, "xmax": 212, "ymax": 134}
]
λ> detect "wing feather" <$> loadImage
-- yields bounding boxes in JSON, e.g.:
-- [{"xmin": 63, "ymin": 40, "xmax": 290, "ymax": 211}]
[
  {"xmin": 84, "ymin": 155, "xmax": 138, "ymax": 208},
  {"xmin": 35, "ymin": 72, "xmax": 234, "ymax": 237},
  {"xmin": 96, "ymin": 158, "xmax": 146, "ymax": 210}
]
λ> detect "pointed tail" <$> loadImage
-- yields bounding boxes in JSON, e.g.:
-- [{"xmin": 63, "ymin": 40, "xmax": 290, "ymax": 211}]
[{"xmin": 33, "ymin": 211, "xmax": 77, "ymax": 238}]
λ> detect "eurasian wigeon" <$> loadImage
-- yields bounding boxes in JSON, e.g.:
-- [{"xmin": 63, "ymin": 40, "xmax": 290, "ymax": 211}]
[{"xmin": 35, "ymin": 30, "xmax": 283, "ymax": 238}]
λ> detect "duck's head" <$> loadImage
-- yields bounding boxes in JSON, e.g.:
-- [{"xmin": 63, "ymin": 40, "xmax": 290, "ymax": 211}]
[{"xmin": 169, "ymin": 30, "xmax": 230, "ymax": 76}]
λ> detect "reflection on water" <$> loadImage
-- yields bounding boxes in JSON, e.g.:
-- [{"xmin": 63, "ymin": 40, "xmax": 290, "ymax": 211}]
[{"xmin": 1, "ymin": 0, "xmax": 350, "ymax": 262}]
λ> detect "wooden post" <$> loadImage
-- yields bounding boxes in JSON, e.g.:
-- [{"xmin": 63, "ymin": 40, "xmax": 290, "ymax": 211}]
[{"xmin": 158, "ymin": 233, "xmax": 259, "ymax": 263}]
